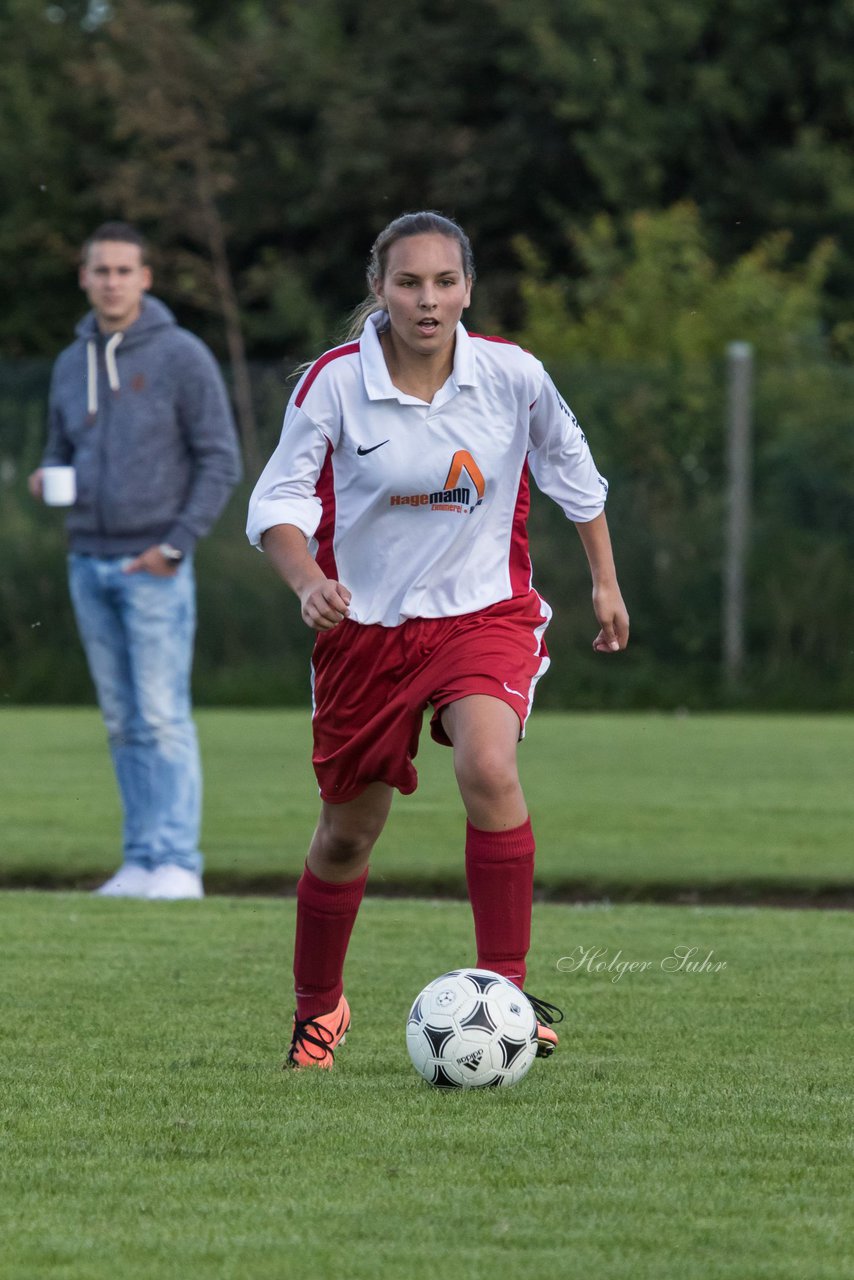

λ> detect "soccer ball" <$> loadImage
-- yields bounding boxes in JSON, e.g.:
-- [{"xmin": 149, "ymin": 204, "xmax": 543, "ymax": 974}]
[{"xmin": 406, "ymin": 968, "xmax": 538, "ymax": 1089}]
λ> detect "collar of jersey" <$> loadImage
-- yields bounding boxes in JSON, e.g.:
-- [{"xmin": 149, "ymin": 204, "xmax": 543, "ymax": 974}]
[{"xmin": 360, "ymin": 312, "xmax": 478, "ymax": 405}]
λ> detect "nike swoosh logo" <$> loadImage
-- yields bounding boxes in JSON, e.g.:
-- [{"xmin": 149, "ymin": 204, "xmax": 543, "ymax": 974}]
[{"xmin": 356, "ymin": 440, "xmax": 389, "ymax": 456}]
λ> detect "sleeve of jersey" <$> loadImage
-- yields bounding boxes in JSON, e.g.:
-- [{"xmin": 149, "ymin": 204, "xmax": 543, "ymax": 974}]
[
  {"xmin": 246, "ymin": 403, "xmax": 332, "ymax": 548},
  {"xmin": 527, "ymin": 373, "xmax": 609, "ymax": 522}
]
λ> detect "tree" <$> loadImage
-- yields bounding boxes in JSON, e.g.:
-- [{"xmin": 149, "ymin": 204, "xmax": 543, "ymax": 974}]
[
  {"xmin": 2, "ymin": 0, "xmax": 852, "ymax": 362},
  {"xmin": 514, "ymin": 202, "xmax": 834, "ymax": 367},
  {"xmin": 74, "ymin": 0, "xmax": 265, "ymax": 464},
  {"xmin": 0, "ymin": 0, "xmax": 112, "ymax": 354},
  {"xmin": 513, "ymin": 203, "xmax": 850, "ymax": 704}
]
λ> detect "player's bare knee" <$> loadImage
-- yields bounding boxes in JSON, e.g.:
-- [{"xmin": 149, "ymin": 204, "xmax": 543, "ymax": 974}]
[
  {"xmin": 315, "ymin": 822, "xmax": 377, "ymax": 868},
  {"xmin": 455, "ymin": 751, "xmax": 520, "ymax": 806}
]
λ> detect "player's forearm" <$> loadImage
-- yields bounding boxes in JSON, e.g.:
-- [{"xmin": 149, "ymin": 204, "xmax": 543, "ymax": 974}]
[
  {"xmin": 260, "ymin": 523, "xmax": 326, "ymax": 597},
  {"xmin": 574, "ymin": 511, "xmax": 620, "ymax": 586},
  {"xmin": 262, "ymin": 522, "xmax": 352, "ymax": 631}
]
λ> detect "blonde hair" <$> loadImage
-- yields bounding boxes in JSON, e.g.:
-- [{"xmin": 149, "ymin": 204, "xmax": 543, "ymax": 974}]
[{"xmin": 344, "ymin": 211, "xmax": 476, "ymax": 340}]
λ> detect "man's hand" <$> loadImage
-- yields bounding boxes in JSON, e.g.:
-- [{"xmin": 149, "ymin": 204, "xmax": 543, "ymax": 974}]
[
  {"xmin": 28, "ymin": 469, "xmax": 44, "ymax": 500},
  {"xmin": 123, "ymin": 546, "xmax": 180, "ymax": 577}
]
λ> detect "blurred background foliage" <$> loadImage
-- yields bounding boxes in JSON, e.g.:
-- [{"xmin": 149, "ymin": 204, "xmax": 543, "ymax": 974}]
[{"xmin": 1, "ymin": 0, "xmax": 852, "ymax": 708}]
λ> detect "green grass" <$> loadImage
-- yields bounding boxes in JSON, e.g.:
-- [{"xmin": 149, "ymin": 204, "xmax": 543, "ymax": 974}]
[
  {"xmin": 0, "ymin": 893, "xmax": 851, "ymax": 1279},
  {"xmin": 2, "ymin": 707, "xmax": 853, "ymax": 896}
]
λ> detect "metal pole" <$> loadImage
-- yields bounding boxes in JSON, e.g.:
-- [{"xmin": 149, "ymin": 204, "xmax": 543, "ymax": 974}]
[{"xmin": 723, "ymin": 341, "xmax": 753, "ymax": 690}]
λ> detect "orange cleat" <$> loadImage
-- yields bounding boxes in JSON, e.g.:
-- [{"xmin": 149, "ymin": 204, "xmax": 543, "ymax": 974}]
[
  {"xmin": 524, "ymin": 993, "xmax": 565, "ymax": 1059},
  {"xmin": 285, "ymin": 995, "xmax": 351, "ymax": 1069}
]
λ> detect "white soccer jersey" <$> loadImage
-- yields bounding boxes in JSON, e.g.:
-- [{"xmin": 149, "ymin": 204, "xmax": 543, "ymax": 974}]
[{"xmin": 247, "ymin": 313, "xmax": 608, "ymax": 627}]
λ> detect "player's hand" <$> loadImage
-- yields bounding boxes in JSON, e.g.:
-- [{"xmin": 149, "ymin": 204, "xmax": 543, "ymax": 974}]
[
  {"xmin": 123, "ymin": 546, "xmax": 180, "ymax": 577},
  {"xmin": 300, "ymin": 579, "xmax": 352, "ymax": 630},
  {"xmin": 592, "ymin": 583, "xmax": 630, "ymax": 653},
  {"xmin": 28, "ymin": 469, "xmax": 45, "ymax": 500}
]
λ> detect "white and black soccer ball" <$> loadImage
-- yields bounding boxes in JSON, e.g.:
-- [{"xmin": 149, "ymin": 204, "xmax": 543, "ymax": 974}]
[{"xmin": 406, "ymin": 968, "xmax": 538, "ymax": 1090}]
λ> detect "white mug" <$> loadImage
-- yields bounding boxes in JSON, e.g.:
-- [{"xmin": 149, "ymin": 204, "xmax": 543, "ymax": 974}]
[{"xmin": 42, "ymin": 466, "xmax": 77, "ymax": 507}]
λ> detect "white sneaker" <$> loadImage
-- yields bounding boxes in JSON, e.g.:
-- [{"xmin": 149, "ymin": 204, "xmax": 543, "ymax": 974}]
[
  {"xmin": 94, "ymin": 864, "xmax": 154, "ymax": 898},
  {"xmin": 147, "ymin": 864, "xmax": 204, "ymax": 900}
]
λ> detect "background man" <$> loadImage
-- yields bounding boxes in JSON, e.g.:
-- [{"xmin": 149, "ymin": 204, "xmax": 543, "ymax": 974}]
[{"xmin": 29, "ymin": 221, "xmax": 242, "ymax": 899}]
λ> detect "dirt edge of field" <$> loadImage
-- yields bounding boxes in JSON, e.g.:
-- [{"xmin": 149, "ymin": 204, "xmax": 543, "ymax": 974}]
[{"xmin": 2, "ymin": 872, "xmax": 852, "ymax": 910}]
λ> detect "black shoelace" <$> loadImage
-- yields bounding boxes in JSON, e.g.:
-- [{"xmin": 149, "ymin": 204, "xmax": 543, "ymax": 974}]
[
  {"xmin": 288, "ymin": 1015, "xmax": 336, "ymax": 1061},
  {"xmin": 523, "ymin": 993, "xmax": 565, "ymax": 1027}
]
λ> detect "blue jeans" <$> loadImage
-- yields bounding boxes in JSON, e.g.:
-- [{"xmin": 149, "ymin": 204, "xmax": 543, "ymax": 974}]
[{"xmin": 68, "ymin": 553, "xmax": 203, "ymax": 873}]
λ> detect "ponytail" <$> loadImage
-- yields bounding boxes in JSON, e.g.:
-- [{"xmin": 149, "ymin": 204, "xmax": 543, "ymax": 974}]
[{"xmin": 343, "ymin": 297, "xmax": 387, "ymax": 341}]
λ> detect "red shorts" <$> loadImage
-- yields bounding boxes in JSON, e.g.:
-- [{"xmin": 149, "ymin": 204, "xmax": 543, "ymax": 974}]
[{"xmin": 310, "ymin": 590, "xmax": 551, "ymax": 803}]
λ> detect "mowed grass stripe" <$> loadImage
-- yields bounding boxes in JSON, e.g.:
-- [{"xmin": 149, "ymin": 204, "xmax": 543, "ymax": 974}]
[
  {"xmin": 1, "ymin": 708, "xmax": 853, "ymax": 895},
  {"xmin": 0, "ymin": 893, "xmax": 850, "ymax": 1280}
]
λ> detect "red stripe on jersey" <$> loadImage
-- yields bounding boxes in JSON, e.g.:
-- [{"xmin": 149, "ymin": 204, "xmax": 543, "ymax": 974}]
[
  {"xmin": 313, "ymin": 442, "xmax": 339, "ymax": 581},
  {"xmin": 469, "ymin": 332, "xmax": 532, "ymax": 355},
  {"xmin": 509, "ymin": 459, "xmax": 533, "ymax": 597},
  {"xmin": 295, "ymin": 342, "xmax": 360, "ymax": 409}
]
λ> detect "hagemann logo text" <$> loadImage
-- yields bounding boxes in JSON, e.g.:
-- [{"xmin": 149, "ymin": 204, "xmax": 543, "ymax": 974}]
[{"xmin": 390, "ymin": 449, "xmax": 485, "ymax": 516}]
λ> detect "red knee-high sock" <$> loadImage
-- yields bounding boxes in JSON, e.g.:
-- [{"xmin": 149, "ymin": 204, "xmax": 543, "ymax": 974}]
[
  {"xmin": 465, "ymin": 818, "xmax": 535, "ymax": 989},
  {"xmin": 293, "ymin": 863, "xmax": 368, "ymax": 1019}
]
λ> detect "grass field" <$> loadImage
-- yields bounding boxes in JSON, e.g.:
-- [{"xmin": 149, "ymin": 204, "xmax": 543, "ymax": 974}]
[
  {"xmin": 2, "ymin": 708, "xmax": 853, "ymax": 898},
  {"xmin": 2, "ymin": 709, "xmax": 852, "ymax": 1277},
  {"xmin": 1, "ymin": 892, "xmax": 851, "ymax": 1280}
]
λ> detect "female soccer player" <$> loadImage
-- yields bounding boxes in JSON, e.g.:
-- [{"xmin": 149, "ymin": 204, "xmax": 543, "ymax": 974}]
[{"xmin": 247, "ymin": 212, "xmax": 629, "ymax": 1069}]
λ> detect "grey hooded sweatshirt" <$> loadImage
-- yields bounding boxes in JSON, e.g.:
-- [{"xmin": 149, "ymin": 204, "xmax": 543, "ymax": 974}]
[{"xmin": 42, "ymin": 295, "xmax": 242, "ymax": 556}]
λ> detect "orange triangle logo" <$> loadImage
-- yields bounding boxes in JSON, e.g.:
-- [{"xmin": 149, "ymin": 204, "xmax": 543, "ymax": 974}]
[{"xmin": 443, "ymin": 450, "xmax": 485, "ymax": 501}]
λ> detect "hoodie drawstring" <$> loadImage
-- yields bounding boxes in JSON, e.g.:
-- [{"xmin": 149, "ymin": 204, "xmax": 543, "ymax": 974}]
[
  {"xmin": 105, "ymin": 332, "xmax": 123, "ymax": 392},
  {"xmin": 86, "ymin": 341, "xmax": 97, "ymax": 416},
  {"xmin": 86, "ymin": 332, "xmax": 124, "ymax": 416}
]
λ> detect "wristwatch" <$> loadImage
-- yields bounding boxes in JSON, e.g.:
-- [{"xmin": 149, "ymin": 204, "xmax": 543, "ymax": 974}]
[{"xmin": 158, "ymin": 543, "xmax": 184, "ymax": 564}]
